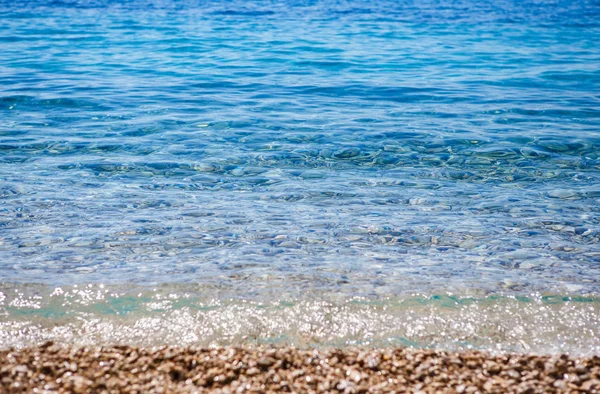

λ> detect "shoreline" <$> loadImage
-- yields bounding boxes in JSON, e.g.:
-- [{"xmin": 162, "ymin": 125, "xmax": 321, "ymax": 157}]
[
  {"xmin": 1, "ymin": 343, "xmax": 599, "ymax": 393},
  {"xmin": 3, "ymin": 286, "xmax": 600, "ymax": 356}
]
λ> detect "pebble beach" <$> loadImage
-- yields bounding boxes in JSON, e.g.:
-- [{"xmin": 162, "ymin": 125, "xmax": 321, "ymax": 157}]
[{"xmin": 2, "ymin": 344, "xmax": 600, "ymax": 393}]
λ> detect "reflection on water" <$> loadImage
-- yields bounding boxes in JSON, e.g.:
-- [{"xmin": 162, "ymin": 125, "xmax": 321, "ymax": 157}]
[
  {"xmin": 1, "ymin": 0, "xmax": 600, "ymax": 351},
  {"xmin": 1, "ymin": 284, "xmax": 600, "ymax": 355}
]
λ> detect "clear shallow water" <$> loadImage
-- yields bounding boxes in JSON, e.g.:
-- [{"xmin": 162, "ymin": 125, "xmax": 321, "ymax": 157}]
[
  {"xmin": 2, "ymin": 284, "xmax": 600, "ymax": 356},
  {"xmin": 1, "ymin": 0, "xmax": 600, "ymax": 352}
]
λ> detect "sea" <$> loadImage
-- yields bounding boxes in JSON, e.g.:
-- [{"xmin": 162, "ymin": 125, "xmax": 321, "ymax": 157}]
[{"xmin": 1, "ymin": 0, "xmax": 599, "ymax": 355}]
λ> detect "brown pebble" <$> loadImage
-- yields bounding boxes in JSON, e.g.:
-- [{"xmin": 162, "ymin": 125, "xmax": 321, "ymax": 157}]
[
  {"xmin": 0, "ymin": 345, "xmax": 599, "ymax": 393},
  {"xmin": 581, "ymin": 378, "xmax": 600, "ymax": 391},
  {"xmin": 258, "ymin": 356, "xmax": 276, "ymax": 368}
]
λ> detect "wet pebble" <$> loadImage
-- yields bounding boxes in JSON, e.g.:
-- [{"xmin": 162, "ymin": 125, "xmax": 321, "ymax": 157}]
[{"xmin": 546, "ymin": 189, "xmax": 581, "ymax": 199}]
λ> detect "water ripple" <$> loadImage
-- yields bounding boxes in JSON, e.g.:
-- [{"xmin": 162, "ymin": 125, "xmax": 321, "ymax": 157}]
[{"xmin": 0, "ymin": 0, "xmax": 599, "ymax": 350}]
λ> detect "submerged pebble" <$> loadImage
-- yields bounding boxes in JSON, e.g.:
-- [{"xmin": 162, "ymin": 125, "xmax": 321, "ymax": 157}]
[{"xmin": 1, "ymin": 0, "xmax": 600, "ymax": 358}]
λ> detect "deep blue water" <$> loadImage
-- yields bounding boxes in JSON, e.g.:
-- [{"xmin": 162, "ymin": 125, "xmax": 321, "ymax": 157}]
[{"xmin": 1, "ymin": 0, "xmax": 600, "ymax": 352}]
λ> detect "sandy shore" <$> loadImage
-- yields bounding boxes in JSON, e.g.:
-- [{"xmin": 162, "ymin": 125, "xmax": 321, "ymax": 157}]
[{"xmin": 1, "ymin": 343, "xmax": 599, "ymax": 393}]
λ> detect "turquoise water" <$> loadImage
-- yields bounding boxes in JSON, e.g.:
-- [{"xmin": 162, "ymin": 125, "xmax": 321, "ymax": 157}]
[{"xmin": 1, "ymin": 0, "xmax": 600, "ymax": 353}]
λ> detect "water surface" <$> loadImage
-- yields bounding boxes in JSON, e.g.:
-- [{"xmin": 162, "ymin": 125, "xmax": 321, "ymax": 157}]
[{"xmin": 1, "ymin": 0, "xmax": 599, "ymax": 353}]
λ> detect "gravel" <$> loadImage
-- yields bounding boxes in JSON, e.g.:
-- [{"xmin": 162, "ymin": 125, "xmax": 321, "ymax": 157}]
[{"xmin": 1, "ymin": 343, "xmax": 599, "ymax": 393}]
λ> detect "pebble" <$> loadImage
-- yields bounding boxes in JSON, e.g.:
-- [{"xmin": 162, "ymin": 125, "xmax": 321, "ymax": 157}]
[
  {"xmin": 547, "ymin": 189, "xmax": 581, "ymax": 199},
  {"xmin": 1, "ymin": 344, "xmax": 599, "ymax": 393}
]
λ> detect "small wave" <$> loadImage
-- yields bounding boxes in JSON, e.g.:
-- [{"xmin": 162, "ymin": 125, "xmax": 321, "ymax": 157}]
[
  {"xmin": 1, "ymin": 284, "xmax": 599, "ymax": 356},
  {"xmin": 211, "ymin": 9, "xmax": 276, "ymax": 17}
]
